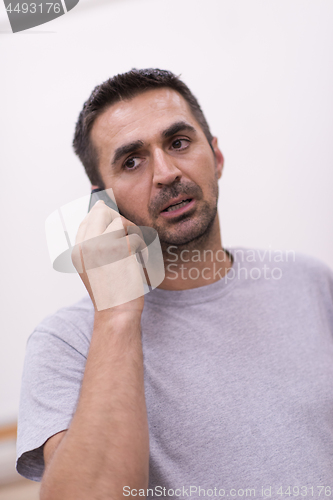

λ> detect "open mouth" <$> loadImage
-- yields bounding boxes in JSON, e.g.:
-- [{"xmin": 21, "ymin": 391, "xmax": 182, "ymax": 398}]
[{"xmin": 162, "ymin": 199, "xmax": 192, "ymax": 213}]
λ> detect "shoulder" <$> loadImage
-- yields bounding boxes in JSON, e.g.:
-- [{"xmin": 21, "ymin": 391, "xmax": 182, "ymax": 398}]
[
  {"xmin": 229, "ymin": 246, "xmax": 333, "ymax": 293},
  {"xmin": 27, "ymin": 295, "xmax": 95, "ymax": 358},
  {"xmin": 17, "ymin": 296, "xmax": 95, "ymax": 481},
  {"xmin": 231, "ymin": 246, "xmax": 332, "ymax": 273}
]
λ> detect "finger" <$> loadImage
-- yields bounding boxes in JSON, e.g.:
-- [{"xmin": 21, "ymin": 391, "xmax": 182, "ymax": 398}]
[
  {"xmin": 85, "ymin": 201, "xmax": 120, "ymax": 240},
  {"xmin": 76, "ymin": 201, "xmax": 120, "ymax": 244},
  {"xmin": 123, "ymin": 221, "xmax": 144, "ymax": 241},
  {"xmin": 80, "ymin": 232, "xmax": 132, "ymax": 270},
  {"xmin": 126, "ymin": 233, "xmax": 147, "ymax": 255},
  {"xmin": 103, "ymin": 215, "xmax": 126, "ymax": 235},
  {"xmin": 125, "ymin": 226, "xmax": 147, "ymax": 265}
]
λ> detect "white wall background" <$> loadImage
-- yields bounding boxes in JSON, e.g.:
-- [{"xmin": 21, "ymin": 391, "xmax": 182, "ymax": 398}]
[{"xmin": 0, "ymin": 0, "xmax": 332, "ymax": 424}]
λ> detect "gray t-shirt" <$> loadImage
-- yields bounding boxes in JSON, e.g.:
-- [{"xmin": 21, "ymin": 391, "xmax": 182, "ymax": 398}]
[{"xmin": 16, "ymin": 248, "xmax": 333, "ymax": 497}]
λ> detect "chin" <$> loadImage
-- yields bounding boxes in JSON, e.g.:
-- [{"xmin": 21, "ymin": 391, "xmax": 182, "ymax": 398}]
[{"xmin": 159, "ymin": 204, "xmax": 218, "ymax": 250}]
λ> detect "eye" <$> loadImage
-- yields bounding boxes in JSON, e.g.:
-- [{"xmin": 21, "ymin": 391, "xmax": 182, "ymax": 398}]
[
  {"xmin": 171, "ymin": 138, "xmax": 190, "ymax": 150},
  {"xmin": 123, "ymin": 157, "xmax": 142, "ymax": 170}
]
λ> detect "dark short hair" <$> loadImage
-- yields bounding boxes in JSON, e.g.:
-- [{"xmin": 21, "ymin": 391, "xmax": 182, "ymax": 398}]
[{"xmin": 73, "ymin": 68, "xmax": 214, "ymax": 187}]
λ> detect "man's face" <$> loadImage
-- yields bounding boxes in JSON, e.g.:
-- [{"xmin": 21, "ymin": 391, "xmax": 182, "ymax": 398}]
[{"xmin": 90, "ymin": 88, "xmax": 224, "ymax": 248}]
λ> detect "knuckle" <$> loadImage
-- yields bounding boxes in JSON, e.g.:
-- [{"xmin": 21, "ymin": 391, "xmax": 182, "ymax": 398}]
[{"xmin": 128, "ymin": 233, "xmax": 146, "ymax": 251}]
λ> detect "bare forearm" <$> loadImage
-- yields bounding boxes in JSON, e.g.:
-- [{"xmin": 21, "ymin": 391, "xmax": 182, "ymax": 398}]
[{"xmin": 40, "ymin": 310, "xmax": 149, "ymax": 500}]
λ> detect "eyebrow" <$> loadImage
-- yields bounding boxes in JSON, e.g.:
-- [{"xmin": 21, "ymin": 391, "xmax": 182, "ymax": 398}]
[
  {"xmin": 111, "ymin": 121, "xmax": 197, "ymax": 167},
  {"xmin": 112, "ymin": 140, "xmax": 144, "ymax": 166},
  {"xmin": 162, "ymin": 121, "xmax": 197, "ymax": 139}
]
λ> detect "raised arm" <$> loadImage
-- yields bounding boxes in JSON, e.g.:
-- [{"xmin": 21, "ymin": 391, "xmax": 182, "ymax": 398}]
[{"xmin": 40, "ymin": 201, "xmax": 149, "ymax": 500}]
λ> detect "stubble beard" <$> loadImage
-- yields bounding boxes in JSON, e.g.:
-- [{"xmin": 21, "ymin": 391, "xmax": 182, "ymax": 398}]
[
  {"xmin": 156, "ymin": 178, "xmax": 219, "ymax": 254},
  {"xmin": 118, "ymin": 173, "xmax": 220, "ymax": 254},
  {"xmin": 158, "ymin": 200, "xmax": 218, "ymax": 253}
]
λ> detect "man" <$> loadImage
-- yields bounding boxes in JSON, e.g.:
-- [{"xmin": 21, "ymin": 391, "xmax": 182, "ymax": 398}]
[{"xmin": 16, "ymin": 69, "xmax": 333, "ymax": 499}]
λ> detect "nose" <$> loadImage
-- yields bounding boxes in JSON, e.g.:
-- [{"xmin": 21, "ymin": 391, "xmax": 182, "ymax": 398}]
[{"xmin": 152, "ymin": 148, "xmax": 182, "ymax": 186}]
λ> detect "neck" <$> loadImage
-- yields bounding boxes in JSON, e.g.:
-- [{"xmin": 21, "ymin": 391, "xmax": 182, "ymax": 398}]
[{"xmin": 158, "ymin": 217, "xmax": 232, "ymax": 290}]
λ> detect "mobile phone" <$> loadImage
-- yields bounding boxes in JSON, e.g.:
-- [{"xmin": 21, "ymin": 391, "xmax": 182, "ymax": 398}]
[
  {"xmin": 88, "ymin": 188, "xmax": 153, "ymax": 289},
  {"xmin": 88, "ymin": 187, "xmax": 121, "ymax": 213}
]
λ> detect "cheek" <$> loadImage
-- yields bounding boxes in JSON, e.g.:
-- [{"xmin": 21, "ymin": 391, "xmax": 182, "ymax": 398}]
[
  {"xmin": 184, "ymin": 150, "xmax": 215, "ymax": 183},
  {"xmin": 114, "ymin": 181, "xmax": 151, "ymax": 220}
]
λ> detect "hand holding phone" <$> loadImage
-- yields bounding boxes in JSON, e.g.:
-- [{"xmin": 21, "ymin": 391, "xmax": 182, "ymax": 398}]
[
  {"xmin": 71, "ymin": 197, "xmax": 149, "ymax": 314},
  {"xmin": 46, "ymin": 189, "xmax": 165, "ymax": 306}
]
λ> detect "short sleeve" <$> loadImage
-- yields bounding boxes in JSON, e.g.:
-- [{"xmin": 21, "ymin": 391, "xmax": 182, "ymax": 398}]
[{"xmin": 16, "ymin": 299, "xmax": 92, "ymax": 481}]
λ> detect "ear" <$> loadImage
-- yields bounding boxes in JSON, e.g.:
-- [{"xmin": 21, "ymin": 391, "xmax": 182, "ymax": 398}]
[{"xmin": 211, "ymin": 137, "xmax": 224, "ymax": 179}]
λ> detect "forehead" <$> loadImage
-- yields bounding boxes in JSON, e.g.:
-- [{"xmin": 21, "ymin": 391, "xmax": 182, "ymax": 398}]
[{"xmin": 90, "ymin": 88, "xmax": 199, "ymax": 149}]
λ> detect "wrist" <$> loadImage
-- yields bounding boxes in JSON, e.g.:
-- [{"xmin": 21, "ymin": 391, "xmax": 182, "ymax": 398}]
[{"xmin": 94, "ymin": 307, "xmax": 142, "ymax": 328}]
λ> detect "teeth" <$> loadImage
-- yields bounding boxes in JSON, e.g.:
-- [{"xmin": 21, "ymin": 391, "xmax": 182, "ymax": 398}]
[{"xmin": 166, "ymin": 200, "xmax": 190, "ymax": 212}]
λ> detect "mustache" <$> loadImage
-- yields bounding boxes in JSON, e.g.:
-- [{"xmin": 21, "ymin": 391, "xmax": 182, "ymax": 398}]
[{"xmin": 149, "ymin": 182, "xmax": 203, "ymax": 215}]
